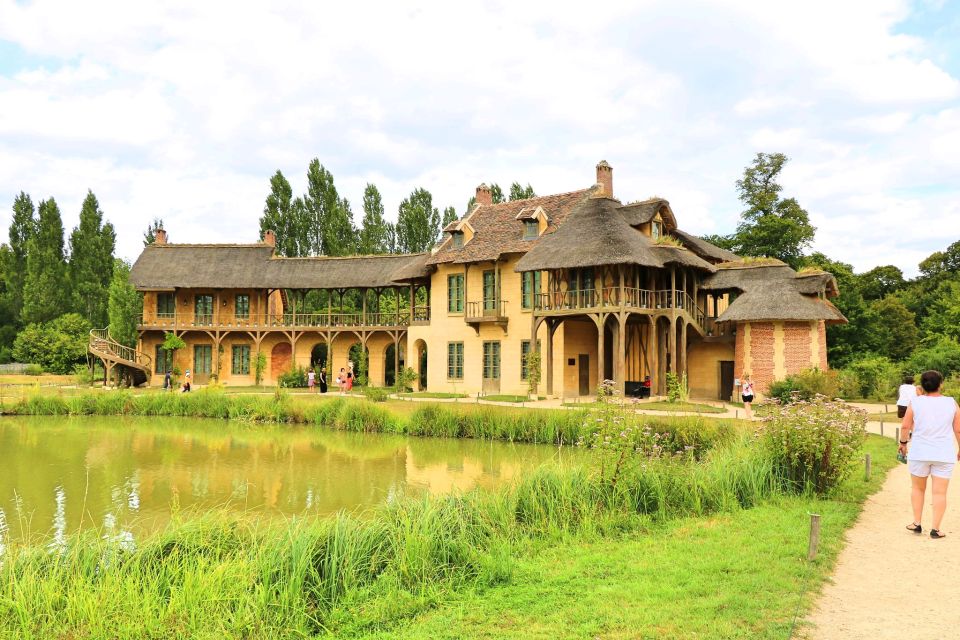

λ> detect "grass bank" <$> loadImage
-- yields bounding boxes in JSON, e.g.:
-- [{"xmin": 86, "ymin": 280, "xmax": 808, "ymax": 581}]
[
  {"xmin": 563, "ymin": 399, "xmax": 727, "ymax": 413},
  {"xmin": 0, "ymin": 434, "xmax": 893, "ymax": 639},
  {"xmin": 0, "ymin": 388, "xmax": 738, "ymax": 447}
]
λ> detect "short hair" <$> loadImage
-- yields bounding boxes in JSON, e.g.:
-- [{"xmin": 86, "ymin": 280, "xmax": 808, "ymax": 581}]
[
  {"xmin": 903, "ymin": 375, "xmax": 915, "ymax": 385},
  {"xmin": 920, "ymin": 370, "xmax": 943, "ymax": 393}
]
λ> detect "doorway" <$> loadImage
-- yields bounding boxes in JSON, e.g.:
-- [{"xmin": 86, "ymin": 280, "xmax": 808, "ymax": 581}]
[
  {"xmin": 720, "ymin": 360, "xmax": 734, "ymax": 401},
  {"xmin": 578, "ymin": 354, "xmax": 590, "ymax": 396}
]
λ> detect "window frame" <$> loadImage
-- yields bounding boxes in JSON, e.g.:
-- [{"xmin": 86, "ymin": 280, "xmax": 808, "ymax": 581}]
[
  {"xmin": 521, "ymin": 271, "xmax": 542, "ymax": 310},
  {"xmin": 521, "ymin": 339, "xmax": 541, "ymax": 380},
  {"xmin": 154, "ymin": 345, "xmax": 173, "ymax": 374},
  {"xmin": 235, "ymin": 294, "xmax": 250, "ymax": 320},
  {"xmin": 452, "ymin": 232, "xmax": 464, "ymax": 249},
  {"xmin": 193, "ymin": 344, "xmax": 213, "ymax": 375},
  {"xmin": 447, "ymin": 341, "xmax": 464, "ymax": 380},
  {"xmin": 482, "ymin": 341, "xmax": 501, "ymax": 380},
  {"xmin": 523, "ymin": 219, "xmax": 539, "ymax": 240},
  {"xmin": 447, "ymin": 274, "xmax": 464, "ymax": 313},
  {"xmin": 231, "ymin": 344, "xmax": 251, "ymax": 375},
  {"xmin": 157, "ymin": 293, "xmax": 176, "ymax": 317}
]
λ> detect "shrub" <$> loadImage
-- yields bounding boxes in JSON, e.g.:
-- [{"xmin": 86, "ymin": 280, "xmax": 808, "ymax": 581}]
[
  {"xmin": 24, "ymin": 363, "xmax": 43, "ymax": 376},
  {"xmin": 278, "ymin": 366, "xmax": 308, "ymax": 388},
  {"xmin": 906, "ymin": 336, "xmax": 960, "ymax": 379},
  {"xmin": 666, "ymin": 372, "xmax": 689, "ymax": 403},
  {"xmin": 362, "ymin": 386, "xmax": 389, "ymax": 402},
  {"xmin": 767, "ymin": 368, "xmax": 839, "ymax": 404},
  {"xmin": 394, "ymin": 367, "xmax": 417, "ymax": 393},
  {"xmin": 758, "ymin": 395, "xmax": 866, "ymax": 495},
  {"xmin": 73, "ymin": 363, "xmax": 94, "ymax": 386},
  {"xmin": 843, "ymin": 356, "xmax": 899, "ymax": 400},
  {"xmin": 12, "ymin": 313, "xmax": 92, "ymax": 374},
  {"xmin": 254, "ymin": 351, "xmax": 267, "ymax": 386}
]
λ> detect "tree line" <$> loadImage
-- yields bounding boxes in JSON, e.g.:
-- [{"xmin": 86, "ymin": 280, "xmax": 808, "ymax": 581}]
[{"xmin": 258, "ymin": 157, "xmax": 536, "ymax": 256}]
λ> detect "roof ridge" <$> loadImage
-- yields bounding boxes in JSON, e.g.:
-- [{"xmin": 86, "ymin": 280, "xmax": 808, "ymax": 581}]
[
  {"xmin": 272, "ymin": 253, "xmax": 425, "ymax": 261},
  {"xmin": 150, "ymin": 243, "xmax": 271, "ymax": 248}
]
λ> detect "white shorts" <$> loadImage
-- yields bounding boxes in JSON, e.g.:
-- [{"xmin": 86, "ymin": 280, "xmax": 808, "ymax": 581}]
[{"xmin": 908, "ymin": 460, "xmax": 955, "ymax": 479}]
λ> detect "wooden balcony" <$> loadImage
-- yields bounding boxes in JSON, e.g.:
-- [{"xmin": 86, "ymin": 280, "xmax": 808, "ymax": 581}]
[
  {"xmin": 138, "ymin": 306, "xmax": 430, "ymax": 332},
  {"xmin": 464, "ymin": 300, "xmax": 509, "ymax": 332},
  {"xmin": 534, "ymin": 288, "xmax": 707, "ymax": 330}
]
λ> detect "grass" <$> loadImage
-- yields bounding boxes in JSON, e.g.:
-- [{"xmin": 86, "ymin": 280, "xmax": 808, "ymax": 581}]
[
  {"xmin": 397, "ymin": 391, "xmax": 469, "ymax": 399},
  {"xmin": 481, "ymin": 394, "xmax": 545, "ymax": 403},
  {"xmin": 0, "ymin": 433, "xmax": 893, "ymax": 639},
  {"xmin": 563, "ymin": 399, "xmax": 726, "ymax": 414}
]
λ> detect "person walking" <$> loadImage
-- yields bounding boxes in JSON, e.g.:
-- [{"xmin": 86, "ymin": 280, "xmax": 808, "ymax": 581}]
[
  {"xmin": 897, "ymin": 375, "xmax": 917, "ymax": 419},
  {"xmin": 337, "ymin": 367, "xmax": 346, "ymax": 395},
  {"xmin": 899, "ymin": 370, "xmax": 960, "ymax": 539},
  {"xmin": 319, "ymin": 366, "xmax": 328, "ymax": 393},
  {"xmin": 182, "ymin": 369, "xmax": 192, "ymax": 393},
  {"xmin": 741, "ymin": 373, "xmax": 755, "ymax": 419},
  {"xmin": 307, "ymin": 368, "xmax": 316, "ymax": 393},
  {"xmin": 164, "ymin": 369, "xmax": 172, "ymax": 391}
]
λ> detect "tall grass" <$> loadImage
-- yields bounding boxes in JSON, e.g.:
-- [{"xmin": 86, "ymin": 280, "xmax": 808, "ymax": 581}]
[{"xmin": 0, "ymin": 436, "xmax": 779, "ymax": 638}]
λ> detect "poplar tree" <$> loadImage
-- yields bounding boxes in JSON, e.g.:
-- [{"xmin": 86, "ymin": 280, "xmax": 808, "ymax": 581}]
[
  {"xmin": 69, "ymin": 190, "xmax": 116, "ymax": 326},
  {"xmin": 509, "ymin": 182, "xmax": 536, "ymax": 201},
  {"xmin": 358, "ymin": 184, "xmax": 390, "ymax": 254},
  {"xmin": 6, "ymin": 192, "xmax": 36, "ymax": 320},
  {"xmin": 303, "ymin": 159, "xmax": 355, "ymax": 256},
  {"xmin": 143, "ymin": 217, "xmax": 165, "ymax": 245},
  {"xmin": 324, "ymin": 197, "xmax": 356, "ymax": 256},
  {"xmin": 108, "ymin": 259, "xmax": 142, "ymax": 348},
  {"xmin": 22, "ymin": 198, "xmax": 68, "ymax": 324},
  {"xmin": 441, "ymin": 206, "xmax": 458, "ymax": 228},
  {"xmin": 396, "ymin": 188, "xmax": 440, "ymax": 253},
  {"xmin": 259, "ymin": 170, "xmax": 305, "ymax": 257},
  {"xmin": 489, "ymin": 183, "xmax": 505, "ymax": 204}
]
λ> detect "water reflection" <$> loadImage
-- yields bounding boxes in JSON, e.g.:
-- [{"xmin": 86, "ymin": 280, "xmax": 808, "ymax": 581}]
[{"xmin": 0, "ymin": 415, "xmax": 576, "ymax": 545}]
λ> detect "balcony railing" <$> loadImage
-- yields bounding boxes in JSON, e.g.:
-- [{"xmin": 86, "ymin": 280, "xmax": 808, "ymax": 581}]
[
  {"xmin": 465, "ymin": 299, "xmax": 508, "ymax": 322},
  {"xmin": 534, "ymin": 288, "xmax": 706, "ymax": 324},
  {"xmin": 138, "ymin": 308, "xmax": 430, "ymax": 330}
]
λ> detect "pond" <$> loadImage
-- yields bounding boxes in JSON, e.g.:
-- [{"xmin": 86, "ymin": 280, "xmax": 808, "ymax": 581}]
[{"xmin": 0, "ymin": 416, "xmax": 575, "ymax": 549}]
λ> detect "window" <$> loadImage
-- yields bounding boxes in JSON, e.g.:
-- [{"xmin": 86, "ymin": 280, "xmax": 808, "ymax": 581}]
[
  {"xmin": 194, "ymin": 295, "xmax": 213, "ymax": 325},
  {"xmin": 157, "ymin": 293, "xmax": 175, "ymax": 317},
  {"xmin": 652, "ymin": 219, "xmax": 662, "ymax": 240},
  {"xmin": 447, "ymin": 342, "xmax": 464, "ymax": 379},
  {"xmin": 482, "ymin": 341, "xmax": 501, "ymax": 379},
  {"xmin": 154, "ymin": 345, "xmax": 173, "ymax": 374},
  {"xmin": 523, "ymin": 220, "xmax": 538, "ymax": 239},
  {"xmin": 193, "ymin": 345, "xmax": 212, "ymax": 375},
  {"xmin": 452, "ymin": 233, "xmax": 463, "ymax": 249},
  {"xmin": 447, "ymin": 274, "xmax": 464, "ymax": 313},
  {"xmin": 235, "ymin": 294, "xmax": 250, "ymax": 319},
  {"xmin": 231, "ymin": 345, "xmax": 251, "ymax": 375},
  {"xmin": 521, "ymin": 340, "xmax": 541, "ymax": 380},
  {"xmin": 483, "ymin": 270, "xmax": 497, "ymax": 311},
  {"xmin": 521, "ymin": 271, "xmax": 542, "ymax": 309}
]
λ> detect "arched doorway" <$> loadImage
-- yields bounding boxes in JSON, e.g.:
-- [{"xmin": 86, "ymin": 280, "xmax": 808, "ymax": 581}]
[
  {"xmin": 310, "ymin": 342, "xmax": 328, "ymax": 370},
  {"xmin": 414, "ymin": 339, "xmax": 427, "ymax": 390},
  {"xmin": 384, "ymin": 342, "xmax": 404, "ymax": 388},
  {"xmin": 271, "ymin": 342, "xmax": 292, "ymax": 380},
  {"xmin": 347, "ymin": 342, "xmax": 367, "ymax": 386}
]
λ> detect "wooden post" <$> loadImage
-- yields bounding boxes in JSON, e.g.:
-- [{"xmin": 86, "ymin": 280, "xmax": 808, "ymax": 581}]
[
  {"xmin": 865, "ymin": 453, "xmax": 872, "ymax": 482},
  {"xmin": 807, "ymin": 513, "xmax": 821, "ymax": 561}
]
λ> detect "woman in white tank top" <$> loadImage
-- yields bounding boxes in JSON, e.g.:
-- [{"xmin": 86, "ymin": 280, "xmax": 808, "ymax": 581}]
[{"xmin": 899, "ymin": 370, "xmax": 960, "ymax": 539}]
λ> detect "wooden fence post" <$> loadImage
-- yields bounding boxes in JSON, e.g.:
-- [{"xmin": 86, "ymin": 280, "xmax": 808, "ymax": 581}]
[
  {"xmin": 808, "ymin": 513, "xmax": 821, "ymax": 561},
  {"xmin": 865, "ymin": 453, "xmax": 872, "ymax": 482}
]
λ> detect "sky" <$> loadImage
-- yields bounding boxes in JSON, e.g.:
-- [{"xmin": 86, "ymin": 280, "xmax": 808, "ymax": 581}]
[{"xmin": 0, "ymin": 0, "xmax": 958, "ymax": 276}]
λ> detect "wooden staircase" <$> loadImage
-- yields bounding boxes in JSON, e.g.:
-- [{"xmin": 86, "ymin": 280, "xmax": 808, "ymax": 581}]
[{"xmin": 88, "ymin": 329, "xmax": 152, "ymax": 387}]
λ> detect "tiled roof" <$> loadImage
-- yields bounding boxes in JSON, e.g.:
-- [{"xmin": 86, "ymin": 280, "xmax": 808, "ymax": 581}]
[{"xmin": 427, "ymin": 187, "xmax": 597, "ymax": 265}]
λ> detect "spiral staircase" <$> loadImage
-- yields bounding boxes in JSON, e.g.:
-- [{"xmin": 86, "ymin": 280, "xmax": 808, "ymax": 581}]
[{"xmin": 88, "ymin": 329, "xmax": 152, "ymax": 386}]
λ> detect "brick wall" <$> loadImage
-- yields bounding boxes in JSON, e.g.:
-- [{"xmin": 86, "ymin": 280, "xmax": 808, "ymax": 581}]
[
  {"xmin": 749, "ymin": 322, "xmax": 776, "ymax": 393},
  {"xmin": 817, "ymin": 320, "xmax": 828, "ymax": 369},
  {"xmin": 783, "ymin": 322, "xmax": 812, "ymax": 374}
]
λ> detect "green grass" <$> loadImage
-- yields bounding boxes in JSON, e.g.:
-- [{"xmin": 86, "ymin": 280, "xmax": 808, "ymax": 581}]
[
  {"xmin": 563, "ymin": 400, "xmax": 726, "ymax": 414},
  {"xmin": 397, "ymin": 392, "xmax": 469, "ymax": 399},
  {"xmin": 481, "ymin": 394, "xmax": 544, "ymax": 403}
]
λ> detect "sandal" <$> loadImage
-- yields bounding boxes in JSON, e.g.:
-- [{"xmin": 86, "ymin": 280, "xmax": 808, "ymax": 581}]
[
  {"xmin": 906, "ymin": 522, "xmax": 922, "ymax": 533},
  {"xmin": 930, "ymin": 529, "xmax": 946, "ymax": 539}
]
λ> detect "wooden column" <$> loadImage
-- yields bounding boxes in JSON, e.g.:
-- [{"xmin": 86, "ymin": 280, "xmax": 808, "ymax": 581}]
[
  {"xmin": 546, "ymin": 320, "xmax": 555, "ymax": 396},
  {"xmin": 362, "ymin": 288, "xmax": 367, "ymax": 325},
  {"xmin": 680, "ymin": 321, "xmax": 688, "ymax": 377},
  {"xmin": 597, "ymin": 314, "xmax": 605, "ymax": 390},
  {"xmin": 617, "ymin": 314, "xmax": 626, "ymax": 395}
]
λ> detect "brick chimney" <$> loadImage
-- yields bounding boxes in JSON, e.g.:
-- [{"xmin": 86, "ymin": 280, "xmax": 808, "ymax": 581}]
[
  {"xmin": 262, "ymin": 229, "xmax": 276, "ymax": 247},
  {"xmin": 475, "ymin": 183, "xmax": 492, "ymax": 206},
  {"xmin": 596, "ymin": 160, "xmax": 613, "ymax": 197},
  {"xmin": 154, "ymin": 228, "xmax": 167, "ymax": 244}
]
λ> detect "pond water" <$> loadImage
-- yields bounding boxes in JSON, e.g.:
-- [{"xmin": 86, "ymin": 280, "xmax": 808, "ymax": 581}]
[{"xmin": 0, "ymin": 416, "xmax": 574, "ymax": 548}]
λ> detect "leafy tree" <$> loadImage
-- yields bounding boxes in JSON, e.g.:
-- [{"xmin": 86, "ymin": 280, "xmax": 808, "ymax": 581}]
[
  {"xmin": 919, "ymin": 280, "xmax": 960, "ymax": 342},
  {"xmin": 700, "ymin": 233, "xmax": 738, "ymax": 252},
  {"xmin": 489, "ymin": 183, "xmax": 505, "ymax": 204},
  {"xmin": 466, "ymin": 195, "xmax": 477, "ymax": 212},
  {"xmin": 302, "ymin": 159, "xmax": 356, "ymax": 256},
  {"xmin": 69, "ymin": 190, "xmax": 116, "ymax": 326},
  {"xmin": 804, "ymin": 252, "xmax": 870, "ymax": 367},
  {"xmin": 509, "ymin": 182, "xmax": 536, "ymax": 201},
  {"xmin": 12, "ymin": 313, "xmax": 92, "ymax": 374},
  {"xmin": 385, "ymin": 223, "xmax": 397, "ymax": 254},
  {"xmin": 396, "ymin": 188, "xmax": 440, "ymax": 253},
  {"xmin": 108, "ymin": 259, "xmax": 142, "ymax": 348},
  {"xmin": 143, "ymin": 217, "xmax": 165, "ymax": 245},
  {"xmin": 906, "ymin": 336, "xmax": 960, "ymax": 378},
  {"xmin": 441, "ymin": 206, "xmax": 458, "ymax": 228},
  {"xmin": 325, "ymin": 197, "xmax": 357, "ymax": 256},
  {"xmin": 358, "ymin": 184, "xmax": 390, "ymax": 254},
  {"xmin": 0, "ymin": 245, "xmax": 17, "ymax": 359},
  {"xmin": 22, "ymin": 198, "xmax": 68, "ymax": 324},
  {"xmin": 918, "ymin": 240, "xmax": 960, "ymax": 279},
  {"xmin": 259, "ymin": 170, "xmax": 306, "ymax": 257},
  {"xmin": 858, "ymin": 265, "xmax": 905, "ymax": 301},
  {"xmin": 6, "ymin": 192, "xmax": 36, "ymax": 320},
  {"xmin": 729, "ymin": 153, "xmax": 816, "ymax": 268},
  {"xmin": 867, "ymin": 296, "xmax": 918, "ymax": 361}
]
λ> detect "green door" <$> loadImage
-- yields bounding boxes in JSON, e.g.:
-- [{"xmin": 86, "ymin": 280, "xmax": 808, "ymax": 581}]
[
  {"xmin": 194, "ymin": 295, "xmax": 213, "ymax": 325},
  {"xmin": 193, "ymin": 345, "xmax": 213, "ymax": 384},
  {"xmin": 483, "ymin": 270, "xmax": 497, "ymax": 314}
]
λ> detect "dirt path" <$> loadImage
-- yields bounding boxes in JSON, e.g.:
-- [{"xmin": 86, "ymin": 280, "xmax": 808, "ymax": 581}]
[{"xmin": 805, "ymin": 461, "xmax": 960, "ymax": 639}]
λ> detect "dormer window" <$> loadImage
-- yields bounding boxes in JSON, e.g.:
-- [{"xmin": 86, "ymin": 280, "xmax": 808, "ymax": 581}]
[
  {"xmin": 523, "ymin": 220, "xmax": 539, "ymax": 240},
  {"xmin": 452, "ymin": 232, "xmax": 464, "ymax": 249},
  {"xmin": 652, "ymin": 220, "xmax": 662, "ymax": 240}
]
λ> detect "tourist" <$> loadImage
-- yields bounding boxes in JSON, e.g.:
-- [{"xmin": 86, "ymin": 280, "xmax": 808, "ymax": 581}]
[
  {"xmin": 346, "ymin": 366, "xmax": 354, "ymax": 392},
  {"xmin": 182, "ymin": 369, "xmax": 192, "ymax": 393},
  {"xmin": 899, "ymin": 370, "xmax": 960, "ymax": 539},
  {"xmin": 741, "ymin": 373, "xmax": 754, "ymax": 419},
  {"xmin": 307, "ymin": 368, "xmax": 316, "ymax": 392},
  {"xmin": 897, "ymin": 375, "xmax": 917, "ymax": 419},
  {"xmin": 337, "ymin": 367, "xmax": 346, "ymax": 394},
  {"xmin": 164, "ymin": 369, "xmax": 171, "ymax": 390},
  {"xmin": 319, "ymin": 366, "xmax": 328, "ymax": 393}
]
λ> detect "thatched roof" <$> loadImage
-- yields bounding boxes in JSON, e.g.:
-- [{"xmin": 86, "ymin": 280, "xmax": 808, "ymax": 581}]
[
  {"xmin": 516, "ymin": 198, "xmax": 715, "ymax": 273},
  {"xmin": 700, "ymin": 262, "xmax": 845, "ymax": 324},
  {"xmin": 619, "ymin": 198, "xmax": 677, "ymax": 229},
  {"xmin": 670, "ymin": 229, "xmax": 739, "ymax": 263},
  {"xmin": 130, "ymin": 244, "xmax": 430, "ymax": 290},
  {"xmin": 428, "ymin": 188, "xmax": 595, "ymax": 265}
]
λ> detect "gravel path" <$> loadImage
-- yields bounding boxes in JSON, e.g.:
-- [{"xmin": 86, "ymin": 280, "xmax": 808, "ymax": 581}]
[{"xmin": 805, "ymin": 461, "xmax": 960, "ymax": 639}]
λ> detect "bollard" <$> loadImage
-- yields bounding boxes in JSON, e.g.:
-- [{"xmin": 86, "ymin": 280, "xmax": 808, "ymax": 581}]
[
  {"xmin": 865, "ymin": 453, "xmax": 872, "ymax": 482},
  {"xmin": 880, "ymin": 418, "xmax": 884, "ymax": 437},
  {"xmin": 808, "ymin": 513, "xmax": 821, "ymax": 561}
]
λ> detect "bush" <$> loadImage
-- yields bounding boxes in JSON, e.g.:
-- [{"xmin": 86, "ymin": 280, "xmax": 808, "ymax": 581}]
[
  {"xmin": 767, "ymin": 368, "xmax": 839, "ymax": 404},
  {"xmin": 278, "ymin": 365, "xmax": 308, "ymax": 388},
  {"xmin": 665, "ymin": 373, "xmax": 689, "ymax": 403},
  {"xmin": 362, "ymin": 386, "xmax": 389, "ymax": 402},
  {"xmin": 394, "ymin": 367, "xmax": 417, "ymax": 393},
  {"xmin": 73, "ymin": 363, "xmax": 94, "ymax": 386},
  {"xmin": 906, "ymin": 336, "xmax": 960, "ymax": 379},
  {"xmin": 24, "ymin": 363, "xmax": 43, "ymax": 376},
  {"xmin": 758, "ymin": 395, "xmax": 866, "ymax": 495},
  {"xmin": 12, "ymin": 313, "xmax": 92, "ymax": 374},
  {"xmin": 843, "ymin": 356, "xmax": 899, "ymax": 400}
]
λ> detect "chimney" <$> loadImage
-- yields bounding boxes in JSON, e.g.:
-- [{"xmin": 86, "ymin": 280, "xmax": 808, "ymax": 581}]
[
  {"xmin": 596, "ymin": 160, "xmax": 613, "ymax": 197},
  {"xmin": 263, "ymin": 229, "xmax": 276, "ymax": 247},
  {"xmin": 154, "ymin": 228, "xmax": 167, "ymax": 244},
  {"xmin": 475, "ymin": 183, "xmax": 492, "ymax": 206}
]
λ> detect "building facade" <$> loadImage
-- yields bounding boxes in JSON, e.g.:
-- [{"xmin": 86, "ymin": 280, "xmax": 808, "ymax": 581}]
[{"xmin": 116, "ymin": 162, "xmax": 845, "ymax": 399}]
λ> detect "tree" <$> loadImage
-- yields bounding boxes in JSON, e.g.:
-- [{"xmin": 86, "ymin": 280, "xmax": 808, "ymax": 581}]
[
  {"xmin": 108, "ymin": 259, "xmax": 142, "ymax": 348},
  {"xmin": 301, "ymin": 159, "xmax": 356, "ymax": 256},
  {"xmin": 325, "ymin": 197, "xmax": 356, "ymax": 256},
  {"xmin": 22, "ymin": 198, "xmax": 68, "ymax": 324},
  {"xmin": 867, "ymin": 296, "xmax": 918, "ymax": 361},
  {"xmin": 358, "ymin": 184, "xmax": 390, "ymax": 254},
  {"xmin": 729, "ymin": 153, "xmax": 816, "ymax": 268},
  {"xmin": 509, "ymin": 182, "xmax": 536, "ymax": 201},
  {"xmin": 143, "ymin": 217, "xmax": 165, "ymax": 245},
  {"xmin": 489, "ymin": 183, "xmax": 505, "ymax": 204},
  {"xmin": 69, "ymin": 190, "xmax": 116, "ymax": 326},
  {"xmin": 804, "ymin": 252, "xmax": 871, "ymax": 367},
  {"xmin": 12, "ymin": 313, "xmax": 91, "ymax": 374},
  {"xmin": 858, "ymin": 265, "xmax": 906, "ymax": 301},
  {"xmin": 259, "ymin": 170, "xmax": 306, "ymax": 257},
  {"xmin": 396, "ymin": 188, "xmax": 440, "ymax": 253},
  {"xmin": 6, "ymin": 192, "xmax": 36, "ymax": 320},
  {"xmin": 441, "ymin": 206, "xmax": 458, "ymax": 228}
]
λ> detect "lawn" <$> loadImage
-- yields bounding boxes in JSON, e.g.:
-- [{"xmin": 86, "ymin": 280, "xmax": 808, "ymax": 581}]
[
  {"xmin": 563, "ymin": 399, "xmax": 726, "ymax": 414},
  {"xmin": 481, "ymin": 394, "xmax": 545, "ymax": 403},
  {"xmin": 397, "ymin": 391, "xmax": 469, "ymax": 399}
]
